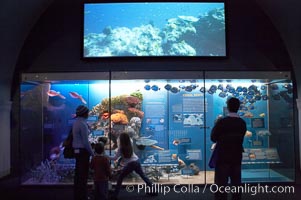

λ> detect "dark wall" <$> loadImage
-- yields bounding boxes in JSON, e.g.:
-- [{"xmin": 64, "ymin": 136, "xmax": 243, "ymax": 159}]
[{"xmin": 14, "ymin": 0, "xmax": 292, "ymax": 74}]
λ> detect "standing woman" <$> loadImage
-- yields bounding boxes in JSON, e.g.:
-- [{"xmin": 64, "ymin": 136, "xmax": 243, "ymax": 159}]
[
  {"xmin": 73, "ymin": 105, "xmax": 94, "ymax": 200},
  {"xmin": 110, "ymin": 132, "xmax": 156, "ymax": 199}
]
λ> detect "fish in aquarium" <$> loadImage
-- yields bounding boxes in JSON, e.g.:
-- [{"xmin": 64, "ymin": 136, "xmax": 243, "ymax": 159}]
[
  {"xmin": 101, "ymin": 112, "xmax": 110, "ymax": 120},
  {"xmin": 246, "ymin": 94, "xmax": 253, "ymax": 100},
  {"xmin": 233, "ymin": 92, "xmax": 240, "ymax": 97},
  {"xmin": 248, "ymin": 104, "xmax": 255, "ymax": 110},
  {"xmin": 179, "ymin": 85, "xmax": 186, "ymax": 89},
  {"xmin": 238, "ymin": 96, "xmax": 245, "ymax": 102},
  {"xmin": 236, "ymin": 86, "xmax": 243, "ymax": 92},
  {"xmin": 228, "ymin": 87, "xmax": 235, "ymax": 94},
  {"xmin": 222, "ymin": 87, "xmax": 229, "ymax": 93},
  {"xmin": 282, "ymin": 83, "xmax": 293, "ymax": 94},
  {"xmin": 145, "ymin": 85, "xmax": 160, "ymax": 91},
  {"xmin": 199, "ymin": 87, "xmax": 206, "ymax": 93},
  {"xmin": 240, "ymin": 105, "xmax": 248, "ymax": 111},
  {"xmin": 170, "ymin": 87, "xmax": 179, "ymax": 93},
  {"xmin": 185, "ymin": 85, "xmax": 193, "ymax": 92},
  {"xmin": 238, "ymin": 111, "xmax": 245, "ymax": 117},
  {"xmin": 209, "ymin": 85, "xmax": 217, "ymax": 92},
  {"xmin": 262, "ymin": 95, "xmax": 268, "ymax": 100},
  {"xmin": 248, "ymin": 85, "xmax": 258, "ymax": 92},
  {"xmin": 254, "ymin": 94, "xmax": 261, "ymax": 101},
  {"xmin": 259, "ymin": 113, "xmax": 265, "ymax": 117},
  {"xmin": 191, "ymin": 84, "xmax": 198, "ymax": 89},
  {"xmin": 144, "ymin": 84, "xmax": 151, "ymax": 90},
  {"xmin": 144, "ymin": 79, "xmax": 151, "ymax": 83},
  {"xmin": 69, "ymin": 91, "xmax": 87, "ymax": 104},
  {"xmin": 226, "ymin": 80, "xmax": 232, "ymax": 83},
  {"xmin": 245, "ymin": 130, "xmax": 252, "ymax": 137},
  {"xmin": 247, "ymin": 90, "xmax": 255, "ymax": 96},
  {"xmin": 283, "ymin": 83, "xmax": 293, "ymax": 90},
  {"xmin": 217, "ymin": 84, "xmax": 223, "ymax": 90},
  {"xmin": 47, "ymin": 90, "xmax": 66, "ymax": 99},
  {"xmin": 164, "ymin": 84, "xmax": 172, "ymax": 91},
  {"xmin": 244, "ymin": 111, "xmax": 254, "ymax": 118},
  {"xmin": 249, "ymin": 153, "xmax": 256, "ymax": 159},
  {"xmin": 242, "ymin": 87, "xmax": 248, "ymax": 93},
  {"xmin": 151, "ymin": 85, "xmax": 160, "ymax": 91},
  {"xmin": 251, "ymin": 80, "xmax": 257, "ymax": 83},
  {"xmin": 218, "ymin": 92, "xmax": 227, "ymax": 98},
  {"xmin": 270, "ymin": 83, "xmax": 279, "ymax": 90},
  {"xmin": 207, "ymin": 89, "xmax": 214, "ymax": 95},
  {"xmin": 248, "ymin": 99, "xmax": 256, "ymax": 104},
  {"xmin": 226, "ymin": 84, "xmax": 231, "ymax": 89},
  {"xmin": 260, "ymin": 85, "xmax": 266, "ymax": 90},
  {"xmin": 172, "ymin": 139, "xmax": 180, "ymax": 146}
]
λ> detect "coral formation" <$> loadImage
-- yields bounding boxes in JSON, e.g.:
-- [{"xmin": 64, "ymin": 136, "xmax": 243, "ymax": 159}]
[{"xmin": 111, "ymin": 110, "xmax": 129, "ymax": 125}]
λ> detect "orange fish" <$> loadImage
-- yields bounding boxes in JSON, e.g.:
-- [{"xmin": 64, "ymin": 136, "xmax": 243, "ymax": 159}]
[
  {"xmin": 101, "ymin": 112, "xmax": 110, "ymax": 120},
  {"xmin": 47, "ymin": 90, "xmax": 66, "ymax": 99},
  {"xmin": 69, "ymin": 91, "xmax": 87, "ymax": 104}
]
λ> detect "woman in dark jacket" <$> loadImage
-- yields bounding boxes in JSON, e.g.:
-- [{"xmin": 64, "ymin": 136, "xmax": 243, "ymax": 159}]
[{"xmin": 72, "ymin": 105, "xmax": 94, "ymax": 200}]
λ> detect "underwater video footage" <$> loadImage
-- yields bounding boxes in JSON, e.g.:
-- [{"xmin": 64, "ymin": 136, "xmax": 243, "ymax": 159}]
[{"xmin": 83, "ymin": 2, "xmax": 226, "ymax": 57}]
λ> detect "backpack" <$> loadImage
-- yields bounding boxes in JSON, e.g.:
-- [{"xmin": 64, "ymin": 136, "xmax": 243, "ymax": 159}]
[{"xmin": 63, "ymin": 130, "xmax": 75, "ymax": 159}]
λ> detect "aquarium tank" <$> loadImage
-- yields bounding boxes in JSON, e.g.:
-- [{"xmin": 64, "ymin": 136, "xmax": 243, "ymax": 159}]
[
  {"xmin": 83, "ymin": 2, "xmax": 226, "ymax": 57},
  {"xmin": 19, "ymin": 71, "xmax": 295, "ymax": 185}
]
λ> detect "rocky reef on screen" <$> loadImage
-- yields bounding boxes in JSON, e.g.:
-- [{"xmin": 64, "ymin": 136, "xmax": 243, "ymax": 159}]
[{"xmin": 84, "ymin": 8, "xmax": 225, "ymax": 57}]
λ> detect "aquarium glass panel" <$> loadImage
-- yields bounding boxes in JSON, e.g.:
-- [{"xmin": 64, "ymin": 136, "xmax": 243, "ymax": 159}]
[
  {"xmin": 204, "ymin": 71, "xmax": 295, "ymax": 183},
  {"xmin": 83, "ymin": 2, "xmax": 226, "ymax": 57},
  {"xmin": 20, "ymin": 73, "xmax": 110, "ymax": 184},
  {"xmin": 19, "ymin": 71, "xmax": 295, "ymax": 185},
  {"xmin": 110, "ymin": 71, "xmax": 206, "ymax": 184}
]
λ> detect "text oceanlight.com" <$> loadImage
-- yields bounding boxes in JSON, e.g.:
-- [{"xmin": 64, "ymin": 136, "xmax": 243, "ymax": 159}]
[{"xmin": 126, "ymin": 183, "xmax": 295, "ymax": 196}]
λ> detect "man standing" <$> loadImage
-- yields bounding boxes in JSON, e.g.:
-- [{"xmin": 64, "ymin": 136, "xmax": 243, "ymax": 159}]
[{"xmin": 211, "ymin": 97, "xmax": 247, "ymax": 200}]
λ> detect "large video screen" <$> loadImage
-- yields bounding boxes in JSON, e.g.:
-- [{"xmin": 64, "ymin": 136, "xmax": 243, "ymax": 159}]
[{"xmin": 83, "ymin": 2, "xmax": 226, "ymax": 58}]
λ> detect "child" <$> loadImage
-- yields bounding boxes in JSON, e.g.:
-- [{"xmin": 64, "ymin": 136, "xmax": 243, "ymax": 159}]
[
  {"xmin": 90, "ymin": 142, "xmax": 111, "ymax": 200},
  {"xmin": 110, "ymin": 132, "xmax": 157, "ymax": 199}
]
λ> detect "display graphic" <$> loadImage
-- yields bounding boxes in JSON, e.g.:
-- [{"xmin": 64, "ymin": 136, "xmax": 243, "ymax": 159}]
[
  {"xmin": 83, "ymin": 2, "xmax": 226, "ymax": 57},
  {"xmin": 251, "ymin": 118, "xmax": 265, "ymax": 128},
  {"xmin": 242, "ymin": 148, "xmax": 280, "ymax": 164}
]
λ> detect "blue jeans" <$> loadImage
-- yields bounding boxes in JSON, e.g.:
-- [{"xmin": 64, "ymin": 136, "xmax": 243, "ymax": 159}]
[
  {"xmin": 94, "ymin": 180, "xmax": 108, "ymax": 200},
  {"xmin": 114, "ymin": 160, "xmax": 152, "ymax": 196}
]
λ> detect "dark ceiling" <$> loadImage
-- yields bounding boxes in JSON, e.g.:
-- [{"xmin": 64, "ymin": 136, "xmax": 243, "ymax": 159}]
[{"xmin": 0, "ymin": 0, "xmax": 301, "ymax": 98}]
